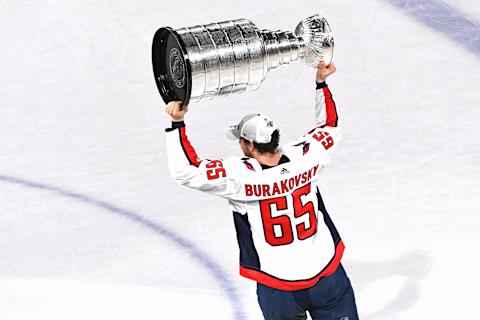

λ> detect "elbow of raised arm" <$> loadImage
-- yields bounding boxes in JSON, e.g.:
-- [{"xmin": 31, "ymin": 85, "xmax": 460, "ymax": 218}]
[
  {"xmin": 169, "ymin": 170, "xmax": 191, "ymax": 186},
  {"xmin": 168, "ymin": 164, "xmax": 202, "ymax": 188}
]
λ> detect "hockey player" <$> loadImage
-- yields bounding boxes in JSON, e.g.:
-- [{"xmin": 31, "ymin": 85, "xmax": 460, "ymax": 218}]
[{"xmin": 164, "ymin": 62, "xmax": 359, "ymax": 320}]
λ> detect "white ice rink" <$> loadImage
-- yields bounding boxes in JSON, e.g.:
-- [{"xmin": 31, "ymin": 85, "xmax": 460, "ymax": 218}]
[{"xmin": 1, "ymin": 0, "xmax": 479, "ymax": 319}]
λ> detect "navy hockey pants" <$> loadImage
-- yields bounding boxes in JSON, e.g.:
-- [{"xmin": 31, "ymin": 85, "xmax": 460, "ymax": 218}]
[{"xmin": 257, "ymin": 264, "xmax": 359, "ymax": 320}]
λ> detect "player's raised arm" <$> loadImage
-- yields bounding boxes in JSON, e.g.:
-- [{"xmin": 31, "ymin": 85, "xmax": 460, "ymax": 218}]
[
  {"xmin": 295, "ymin": 62, "xmax": 342, "ymax": 157},
  {"xmin": 164, "ymin": 101, "xmax": 242, "ymax": 198},
  {"xmin": 314, "ymin": 62, "xmax": 338, "ymax": 128}
]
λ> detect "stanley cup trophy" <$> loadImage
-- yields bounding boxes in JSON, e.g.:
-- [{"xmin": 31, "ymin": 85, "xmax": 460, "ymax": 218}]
[{"xmin": 152, "ymin": 15, "xmax": 334, "ymax": 107}]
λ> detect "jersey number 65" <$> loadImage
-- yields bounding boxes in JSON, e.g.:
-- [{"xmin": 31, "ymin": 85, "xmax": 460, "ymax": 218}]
[{"xmin": 259, "ymin": 182, "xmax": 317, "ymax": 246}]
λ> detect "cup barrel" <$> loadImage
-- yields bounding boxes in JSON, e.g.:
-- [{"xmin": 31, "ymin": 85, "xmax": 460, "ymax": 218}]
[
  {"xmin": 175, "ymin": 19, "xmax": 266, "ymax": 103},
  {"xmin": 152, "ymin": 27, "xmax": 192, "ymax": 107}
]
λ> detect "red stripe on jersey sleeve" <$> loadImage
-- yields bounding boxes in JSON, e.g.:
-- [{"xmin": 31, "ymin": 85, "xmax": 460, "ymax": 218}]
[
  {"xmin": 323, "ymin": 86, "xmax": 338, "ymax": 127},
  {"xmin": 179, "ymin": 127, "xmax": 201, "ymax": 167},
  {"xmin": 239, "ymin": 240, "xmax": 345, "ymax": 291}
]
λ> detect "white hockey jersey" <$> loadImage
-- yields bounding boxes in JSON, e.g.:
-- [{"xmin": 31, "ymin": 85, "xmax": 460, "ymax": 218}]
[{"xmin": 165, "ymin": 83, "xmax": 344, "ymax": 291}]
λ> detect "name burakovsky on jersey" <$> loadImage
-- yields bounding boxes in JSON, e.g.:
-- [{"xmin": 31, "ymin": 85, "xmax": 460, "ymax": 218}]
[{"xmin": 244, "ymin": 164, "xmax": 320, "ymax": 197}]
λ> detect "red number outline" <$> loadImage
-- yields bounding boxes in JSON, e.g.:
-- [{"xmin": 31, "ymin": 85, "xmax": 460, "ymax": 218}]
[
  {"xmin": 312, "ymin": 131, "xmax": 334, "ymax": 150},
  {"xmin": 292, "ymin": 183, "xmax": 317, "ymax": 240},
  {"xmin": 206, "ymin": 160, "xmax": 226, "ymax": 180},
  {"xmin": 260, "ymin": 197, "xmax": 293, "ymax": 246},
  {"xmin": 260, "ymin": 183, "xmax": 317, "ymax": 246}
]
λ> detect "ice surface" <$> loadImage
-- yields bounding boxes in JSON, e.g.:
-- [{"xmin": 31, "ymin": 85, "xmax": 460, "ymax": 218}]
[{"xmin": 0, "ymin": 0, "xmax": 479, "ymax": 319}]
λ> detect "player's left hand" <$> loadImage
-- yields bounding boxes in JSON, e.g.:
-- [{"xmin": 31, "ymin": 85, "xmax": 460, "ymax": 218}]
[
  {"xmin": 165, "ymin": 101, "xmax": 188, "ymax": 122},
  {"xmin": 316, "ymin": 61, "xmax": 336, "ymax": 83}
]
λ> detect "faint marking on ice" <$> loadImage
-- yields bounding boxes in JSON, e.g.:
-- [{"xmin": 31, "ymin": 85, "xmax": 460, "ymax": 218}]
[
  {"xmin": 346, "ymin": 251, "xmax": 432, "ymax": 320},
  {"xmin": 0, "ymin": 174, "xmax": 246, "ymax": 320},
  {"xmin": 387, "ymin": 0, "xmax": 480, "ymax": 55}
]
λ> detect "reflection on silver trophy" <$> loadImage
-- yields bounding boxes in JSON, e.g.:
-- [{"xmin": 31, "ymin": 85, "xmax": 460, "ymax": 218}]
[{"xmin": 152, "ymin": 15, "xmax": 334, "ymax": 106}]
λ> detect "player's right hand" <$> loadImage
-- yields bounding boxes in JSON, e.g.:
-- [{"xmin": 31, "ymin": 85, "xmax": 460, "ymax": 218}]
[
  {"xmin": 316, "ymin": 61, "xmax": 336, "ymax": 83},
  {"xmin": 165, "ymin": 101, "xmax": 188, "ymax": 122}
]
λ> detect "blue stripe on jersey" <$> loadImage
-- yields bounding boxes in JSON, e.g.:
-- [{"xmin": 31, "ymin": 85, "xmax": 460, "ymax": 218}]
[
  {"xmin": 316, "ymin": 188, "xmax": 341, "ymax": 245},
  {"xmin": 233, "ymin": 211, "xmax": 261, "ymax": 269}
]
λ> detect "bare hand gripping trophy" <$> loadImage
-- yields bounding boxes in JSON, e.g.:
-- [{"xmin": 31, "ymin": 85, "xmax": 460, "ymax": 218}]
[{"xmin": 152, "ymin": 15, "xmax": 334, "ymax": 107}]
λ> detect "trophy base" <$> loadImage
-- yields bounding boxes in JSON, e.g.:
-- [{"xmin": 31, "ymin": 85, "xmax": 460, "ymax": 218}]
[{"xmin": 152, "ymin": 27, "xmax": 192, "ymax": 108}]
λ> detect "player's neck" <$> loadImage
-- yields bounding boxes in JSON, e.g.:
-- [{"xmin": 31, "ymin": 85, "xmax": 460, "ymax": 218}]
[{"xmin": 253, "ymin": 151, "xmax": 282, "ymax": 167}]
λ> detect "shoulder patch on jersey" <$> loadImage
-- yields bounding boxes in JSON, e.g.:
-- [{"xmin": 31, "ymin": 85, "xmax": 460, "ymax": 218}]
[
  {"xmin": 293, "ymin": 141, "xmax": 311, "ymax": 155},
  {"xmin": 243, "ymin": 160, "xmax": 256, "ymax": 171},
  {"xmin": 303, "ymin": 143, "xmax": 310, "ymax": 155}
]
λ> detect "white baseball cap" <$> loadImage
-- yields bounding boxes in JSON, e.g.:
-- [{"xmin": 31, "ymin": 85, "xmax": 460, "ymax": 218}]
[{"xmin": 225, "ymin": 113, "xmax": 278, "ymax": 143}]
